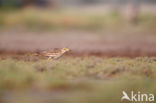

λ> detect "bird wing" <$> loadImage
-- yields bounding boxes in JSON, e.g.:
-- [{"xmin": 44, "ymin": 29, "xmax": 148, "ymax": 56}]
[
  {"xmin": 34, "ymin": 48, "xmax": 62, "ymax": 57},
  {"xmin": 44, "ymin": 48, "xmax": 60, "ymax": 53}
]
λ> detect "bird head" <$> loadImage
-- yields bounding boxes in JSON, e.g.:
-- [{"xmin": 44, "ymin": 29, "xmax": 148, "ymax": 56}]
[{"xmin": 61, "ymin": 48, "xmax": 70, "ymax": 53}]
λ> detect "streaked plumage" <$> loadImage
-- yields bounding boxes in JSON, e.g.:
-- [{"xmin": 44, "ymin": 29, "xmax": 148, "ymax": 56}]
[{"xmin": 35, "ymin": 48, "xmax": 70, "ymax": 59}]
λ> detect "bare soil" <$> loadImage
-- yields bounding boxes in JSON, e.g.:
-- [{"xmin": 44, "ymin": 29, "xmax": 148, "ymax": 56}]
[{"xmin": 0, "ymin": 31, "xmax": 156, "ymax": 57}]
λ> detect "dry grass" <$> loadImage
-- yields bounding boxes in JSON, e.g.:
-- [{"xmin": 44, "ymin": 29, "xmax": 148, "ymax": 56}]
[
  {"xmin": 0, "ymin": 57, "xmax": 156, "ymax": 103},
  {"xmin": 0, "ymin": 8, "xmax": 156, "ymax": 32}
]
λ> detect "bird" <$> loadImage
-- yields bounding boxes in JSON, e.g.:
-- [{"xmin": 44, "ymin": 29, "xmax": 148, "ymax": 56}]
[{"xmin": 34, "ymin": 48, "xmax": 70, "ymax": 60}]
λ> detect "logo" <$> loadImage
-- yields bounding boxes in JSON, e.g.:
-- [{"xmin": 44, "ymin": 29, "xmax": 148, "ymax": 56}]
[{"xmin": 121, "ymin": 91, "xmax": 154, "ymax": 102}]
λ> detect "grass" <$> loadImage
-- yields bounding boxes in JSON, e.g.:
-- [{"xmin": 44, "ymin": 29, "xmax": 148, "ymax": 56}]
[
  {"xmin": 0, "ymin": 57, "xmax": 156, "ymax": 103},
  {"xmin": 0, "ymin": 9, "xmax": 119, "ymax": 30},
  {"xmin": 0, "ymin": 8, "xmax": 156, "ymax": 33}
]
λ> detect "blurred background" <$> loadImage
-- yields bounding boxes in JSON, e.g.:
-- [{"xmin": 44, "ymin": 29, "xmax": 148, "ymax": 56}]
[
  {"xmin": 0, "ymin": 1, "xmax": 156, "ymax": 103},
  {"xmin": 0, "ymin": 0, "xmax": 156, "ymax": 56}
]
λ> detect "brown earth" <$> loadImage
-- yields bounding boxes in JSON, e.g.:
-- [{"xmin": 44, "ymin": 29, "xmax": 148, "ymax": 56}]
[{"xmin": 0, "ymin": 31, "xmax": 156, "ymax": 57}]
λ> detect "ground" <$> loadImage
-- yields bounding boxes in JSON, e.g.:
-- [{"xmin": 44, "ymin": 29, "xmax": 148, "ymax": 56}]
[
  {"xmin": 0, "ymin": 31, "xmax": 156, "ymax": 103},
  {"xmin": 0, "ymin": 57, "xmax": 156, "ymax": 103},
  {"xmin": 0, "ymin": 8, "xmax": 156, "ymax": 103},
  {"xmin": 0, "ymin": 31, "xmax": 156, "ymax": 57}
]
